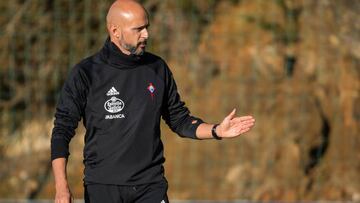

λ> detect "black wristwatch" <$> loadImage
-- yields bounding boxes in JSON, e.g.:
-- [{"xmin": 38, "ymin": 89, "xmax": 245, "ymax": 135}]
[{"xmin": 211, "ymin": 124, "xmax": 222, "ymax": 140}]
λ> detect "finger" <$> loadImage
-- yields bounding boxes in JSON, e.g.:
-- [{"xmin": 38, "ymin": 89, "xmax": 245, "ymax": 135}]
[
  {"xmin": 240, "ymin": 119, "xmax": 255, "ymax": 125},
  {"xmin": 228, "ymin": 125, "xmax": 252, "ymax": 136},
  {"xmin": 242, "ymin": 124, "xmax": 255, "ymax": 130},
  {"xmin": 240, "ymin": 127, "xmax": 251, "ymax": 134},
  {"xmin": 230, "ymin": 117, "xmax": 254, "ymax": 125},
  {"xmin": 232, "ymin": 127, "xmax": 250, "ymax": 136},
  {"xmin": 241, "ymin": 121, "xmax": 255, "ymax": 125},
  {"xmin": 239, "ymin": 116, "xmax": 254, "ymax": 121},
  {"xmin": 239, "ymin": 124, "xmax": 253, "ymax": 130},
  {"xmin": 225, "ymin": 108, "xmax": 236, "ymax": 121},
  {"xmin": 233, "ymin": 121, "xmax": 255, "ymax": 129},
  {"xmin": 231, "ymin": 116, "xmax": 254, "ymax": 123}
]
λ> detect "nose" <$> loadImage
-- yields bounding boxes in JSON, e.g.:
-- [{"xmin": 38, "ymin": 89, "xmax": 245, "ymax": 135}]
[{"xmin": 142, "ymin": 28, "xmax": 149, "ymax": 39}]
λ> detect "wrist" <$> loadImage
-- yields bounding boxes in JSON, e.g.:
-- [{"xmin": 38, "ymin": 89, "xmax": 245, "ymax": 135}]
[
  {"xmin": 211, "ymin": 124, "xmax": 222, "ymax": 140},
  {"xmin": 215, "ymin": 124, "xmax": 222, "ymax": 137},
  {"xmin": 55, "ymin": 180, "xmax": 69, "ymax": 190}
]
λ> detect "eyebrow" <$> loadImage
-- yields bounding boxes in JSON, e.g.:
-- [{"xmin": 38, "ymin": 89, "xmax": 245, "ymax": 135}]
[{"xmin": 132, "ymin": 23, "xmax": 150, "ymax": 30}]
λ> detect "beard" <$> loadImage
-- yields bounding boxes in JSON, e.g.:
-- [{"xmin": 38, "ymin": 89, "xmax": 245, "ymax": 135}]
[{"xmin": 121, "ymin": 40, "xmax": 147, "ymax": 56}]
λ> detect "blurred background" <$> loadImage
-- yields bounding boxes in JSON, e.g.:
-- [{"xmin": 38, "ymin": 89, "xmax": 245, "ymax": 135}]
[{"xmin": 0, "ymin": 0, "xmax": 359, "ymax": 202}]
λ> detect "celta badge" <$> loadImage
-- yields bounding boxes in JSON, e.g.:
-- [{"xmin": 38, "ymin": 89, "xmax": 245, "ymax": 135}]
[{"xmin": 147, "ymin": 83, "xmax": 156, "ymax": 99}]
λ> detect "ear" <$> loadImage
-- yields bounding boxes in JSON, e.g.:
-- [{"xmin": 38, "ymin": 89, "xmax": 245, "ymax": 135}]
[{"xmin": 110, "ymin": 24, "xmax": 120, "ymax": 38}]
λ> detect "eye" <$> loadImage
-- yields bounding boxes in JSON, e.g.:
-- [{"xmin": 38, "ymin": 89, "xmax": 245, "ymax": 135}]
[{"xmin": 134, "ymin": 25, "xmax": 149, "ymax": 32}]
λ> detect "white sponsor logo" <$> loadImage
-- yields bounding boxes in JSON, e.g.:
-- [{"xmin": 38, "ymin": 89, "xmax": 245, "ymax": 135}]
[
  {"xmin": 104, "ymin": 96, "xmax": 125, "ymax": 113},
  {"xmin": 105, "ymin": 114, "xmax": 125, "ymax": 120},
  {"xmin": 106, "ymin": 87, "xmax": 120, "ymax": 96}
]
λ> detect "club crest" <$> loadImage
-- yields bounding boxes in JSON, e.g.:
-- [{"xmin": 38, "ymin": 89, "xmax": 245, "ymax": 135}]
[{"xmin": 147, "ymin": 83, "xmax": 156, "ymax": 99}]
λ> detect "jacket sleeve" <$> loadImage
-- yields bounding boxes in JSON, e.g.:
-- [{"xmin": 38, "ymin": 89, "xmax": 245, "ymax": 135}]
[
  {"xmin": 161, "ymin": 63, "xmax": 204, "ymax": 139},
  {"xmin": 50, "ymin": 66, "xmax": 88, "ymax": 161}
]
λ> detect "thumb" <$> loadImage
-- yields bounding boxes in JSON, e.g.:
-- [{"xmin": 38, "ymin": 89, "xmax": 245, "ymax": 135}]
[{"xmin": 225, "ymin": 108, "xmax": 236, "ymax": 121}]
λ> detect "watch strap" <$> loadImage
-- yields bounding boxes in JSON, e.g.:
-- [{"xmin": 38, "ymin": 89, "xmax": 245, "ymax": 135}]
[{"xmin": 211, "ymin": 124, "xmax": 222, "ymax": 140}]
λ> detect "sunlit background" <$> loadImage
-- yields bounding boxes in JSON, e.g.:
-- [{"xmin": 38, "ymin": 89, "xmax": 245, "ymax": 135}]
[{"xmin": 0, "ymin": 0, "xmax": 359, "ymax": 202}]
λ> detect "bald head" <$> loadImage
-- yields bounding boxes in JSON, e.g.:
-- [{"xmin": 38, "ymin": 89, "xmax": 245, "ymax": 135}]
[
  {"xmin": 106, "ymin": 0, "xmax": 148, "ymax": 33},
  {"xmin": 106, "ymin": 0, "xmax": 150, "ymax": 55}
]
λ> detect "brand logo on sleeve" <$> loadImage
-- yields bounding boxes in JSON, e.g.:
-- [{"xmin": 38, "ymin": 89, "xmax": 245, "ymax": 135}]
[{"xmin": 104, "ymin": 87, "xmax": 125, "ymax": 119}]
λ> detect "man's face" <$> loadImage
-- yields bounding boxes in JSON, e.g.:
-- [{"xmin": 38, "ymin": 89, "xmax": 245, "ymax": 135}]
[{"xmin": 118, "ymin": 13, "xmax": 149, "ymax": 56}]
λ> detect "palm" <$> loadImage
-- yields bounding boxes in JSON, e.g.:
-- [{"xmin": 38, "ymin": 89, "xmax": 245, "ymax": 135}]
[{"xmin": 218, "ymin": 109, "xmax": 255, "ymax": 138}]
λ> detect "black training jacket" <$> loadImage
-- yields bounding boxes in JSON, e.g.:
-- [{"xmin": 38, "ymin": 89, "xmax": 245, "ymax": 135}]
[{"xmin": 50, "ymin": 38, "xmax": 204, "ymax": 185}]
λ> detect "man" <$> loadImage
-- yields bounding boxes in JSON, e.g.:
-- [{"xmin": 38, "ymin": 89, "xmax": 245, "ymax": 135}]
[{"xmin": 51, "ymin": 0, "xmax": 256, "ymax": 202}]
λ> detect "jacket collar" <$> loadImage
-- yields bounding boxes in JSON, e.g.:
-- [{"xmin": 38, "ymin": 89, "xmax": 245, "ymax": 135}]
[{"xmin": 100, "ymin": 37, "xmax": 145, "ymax": 68}]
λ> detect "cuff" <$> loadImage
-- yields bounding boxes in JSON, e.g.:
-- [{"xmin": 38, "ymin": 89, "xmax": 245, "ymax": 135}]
[
  {"xmin": 51, "ymin": 138, "xmax": 70, "ymax": 161},
  {"xmin": 178, "ymin": 116, "xmax": 205, "ymax": 139}
]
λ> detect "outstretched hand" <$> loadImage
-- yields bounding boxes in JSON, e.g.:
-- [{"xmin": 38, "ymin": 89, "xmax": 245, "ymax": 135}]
[{"xmin": 217, "ymin": 109, "xmax": 255, "ymax": 138}]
